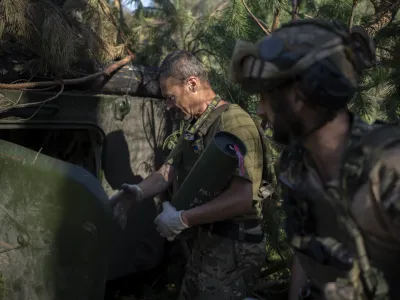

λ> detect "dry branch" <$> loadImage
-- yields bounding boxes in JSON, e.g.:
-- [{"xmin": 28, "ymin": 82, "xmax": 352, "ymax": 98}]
[
  {"xmin": 241, "ymin": 0, "xmax": 270, "ymax": 34},
  {"xmin": 291, "ymin": 0, "xmax": 299, "ymax": 20},
  {"xmin": 272, "ymin": 7, "xmax": 280, "ymax": 31},
  {"xmin": 0, "ymin": 0, "xmax": 127, "ymax": 76},
  {"xmin": 364, "ymin": 0, "xmax": 400, "ymax": 36},
  {"xmin": 0, "ymin": 55, "xmax": 135, "ymax": 90},
  {"xmin": 0, "ymin": 85, "xmax": 65, "ymax": 115}
]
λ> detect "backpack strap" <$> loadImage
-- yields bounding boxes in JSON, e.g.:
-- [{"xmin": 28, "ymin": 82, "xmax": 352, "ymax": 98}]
[{"xmin": 342, "ymin": 123, "xmax": 400, "ymax": 202}]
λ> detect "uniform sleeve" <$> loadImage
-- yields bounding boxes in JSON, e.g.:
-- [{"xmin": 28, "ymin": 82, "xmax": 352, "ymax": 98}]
[
  {"xmin": 165, "ymin": 135, "xmax": 183, "ymax": 166},
  {"xmin": 226, "ymin": 125, "xmax": 263, "ymax": 184},
  {"xmin": 230, "ymin": 127, "xmax": 262, "ymax": 183},
  {"xmin": 368, "ymin": 146, "xmax": 400, "ymax": 242}
]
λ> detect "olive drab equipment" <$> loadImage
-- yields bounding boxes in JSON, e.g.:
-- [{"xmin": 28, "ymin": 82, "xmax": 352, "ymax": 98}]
[
  {"xmin": 170, "ymin": 95, "xmax": 275, "ymax": 211},
  {"xmin": 171, "ymin": 130, "xmax": 247, "ymax": 211},
  {"xmin": 170, "ymin": 95, "xmax": 244, "ymax": 211},
  {"xmin": 0, "ymin": 88, "xmax": 169, "ymax": 299},
  {"xmin": 169, "ymin": 94, "xmax": 277, "ymax": 244},
  {"xmin": 0, "ymin": 139, "xmax": 112, "ymax": 300},
  {"xmin": 163, "ymin": 120, "xmax": 186, "ymax": 157},
  {"xmin": 280, "ymin": 119, "xmax": 400, "ymax": 300}
]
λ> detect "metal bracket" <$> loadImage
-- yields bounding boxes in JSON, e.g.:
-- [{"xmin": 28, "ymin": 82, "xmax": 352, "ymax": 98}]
[{"xmin": 113, "ymin": 97, "xmax": 131, "ymax": 121}]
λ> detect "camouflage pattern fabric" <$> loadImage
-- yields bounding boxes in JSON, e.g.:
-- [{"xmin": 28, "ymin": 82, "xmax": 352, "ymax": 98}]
[
  {"xmin": 219, "ymin": 104, "xmax": 263, "ymax": 198},
  {"xmin": 219, "ymin": 104, "xmax": 264, "ymax": 220},
  {"xmin": 165, "ymin": 95, "xmax": 223, "ymax": 167},
  {"xmin": 178, "ymin": 228, "xmax": 266, "ymax": 300},
  {"xmin": 228, "ymin": 20, "xmax": 374, "ymax": 94},
  {"xmin": 165, "ymin": 98, "xmax": 266, "ymax": 299},
  {"xmin": 280, "ymin": 115, "xmax": 400, "ymax": 300},
  {"xmin": 167, "ymin": 102, "xmax": 264, "ymax": 220}
]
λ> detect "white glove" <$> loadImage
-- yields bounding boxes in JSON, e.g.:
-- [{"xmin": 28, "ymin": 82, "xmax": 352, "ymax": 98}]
[{"xmin": 154, "ymin": 201, "xmax": 188, "ymax": 240}]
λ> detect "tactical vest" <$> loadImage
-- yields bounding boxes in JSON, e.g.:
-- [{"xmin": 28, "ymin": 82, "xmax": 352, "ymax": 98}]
[
  {"xmin": 280, "ymin": 116, "xmax": 400, "ymax": 300},
  {"xmin": 174, "ymin": 95, "xmax": 275, "ymax": 232},
  {"xmin": 174, "ymin": 95, "xmax": 230, "ymax": 205}
]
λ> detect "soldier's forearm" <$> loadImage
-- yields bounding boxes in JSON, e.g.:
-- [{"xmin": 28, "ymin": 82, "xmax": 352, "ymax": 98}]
[
  {"xmin": 181, "ymin": 176, "xmax": 253, "ymax": 227},
  {"xmin": 137, "ymin": 163, "xmax": 175, "ymax": 199}
]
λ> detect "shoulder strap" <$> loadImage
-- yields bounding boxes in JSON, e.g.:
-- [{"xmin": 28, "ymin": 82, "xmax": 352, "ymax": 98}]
[
  {"xmin": 254, "ymin": 123, "xmax": 272, "ymax": 183},
  {"xmin": 197, "ymin": 103, "xmax": 231, "ymax": 138}
]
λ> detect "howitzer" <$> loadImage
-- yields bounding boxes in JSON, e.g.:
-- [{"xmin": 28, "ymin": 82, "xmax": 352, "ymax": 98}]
[
  {"xmin": 171, "ymin": 131, "xmax": 247, "ymax": 211},
  {"xmin": 0, "ymin": 69, "xmax": 169, "ymax": 299},
  {"xmin": 0, "ymin": 139, "xmax": 113, "ymax": 300}
]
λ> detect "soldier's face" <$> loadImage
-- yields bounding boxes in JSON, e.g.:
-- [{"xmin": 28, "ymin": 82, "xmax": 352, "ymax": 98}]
[
  {"xmin": 160, "ymin": 77, "xmax": 197, "ymax": 120},
  {"xmin": 257, "ymin": 86, "xmax": 305, "ymax": 145}
]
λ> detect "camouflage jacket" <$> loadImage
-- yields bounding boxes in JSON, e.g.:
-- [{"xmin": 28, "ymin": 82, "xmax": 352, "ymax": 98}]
[
  {"xmin": 279, "ymin": 114, "xmax": 400, "ymax": 300},
  {"xmin": 166, "ymin": 95, "xmax": 265, "ymax": 221}
]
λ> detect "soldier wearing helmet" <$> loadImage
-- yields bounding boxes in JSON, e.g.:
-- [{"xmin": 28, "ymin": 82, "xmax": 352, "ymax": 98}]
[{"xmin": 230, "ymin": 19, "xmax": 400, "ymax": 300}]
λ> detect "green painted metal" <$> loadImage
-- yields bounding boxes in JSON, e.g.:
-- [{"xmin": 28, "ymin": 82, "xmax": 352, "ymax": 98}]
[
  {"xmin": 171, "ymin": 131, "xmax": 247, "ymax": 211},
  {"xmin": 0, "ymin": 88, "xmax": 170, "ymax": 288},
  {"xmin": 0, "ymin": 139, "xmax": 112, "ymax": 300}
]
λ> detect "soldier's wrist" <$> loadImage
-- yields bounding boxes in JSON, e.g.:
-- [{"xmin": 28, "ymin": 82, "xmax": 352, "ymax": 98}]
[
  {"xmin": 133, "ymin": 184, "xmax": 144, "ymax": 201},
  {"xmin": 122, "ymin": 184, "xmax": 144, "ymax": 202},
  {"xmin": 180, "ymin": 210, "xmax": 189, "ymax": 227}
]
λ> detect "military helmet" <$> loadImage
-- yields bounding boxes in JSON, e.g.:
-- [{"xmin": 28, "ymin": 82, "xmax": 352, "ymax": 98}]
[{"xmin": 229, "ymin": 19, "xmax": 375, "ymax": 110}]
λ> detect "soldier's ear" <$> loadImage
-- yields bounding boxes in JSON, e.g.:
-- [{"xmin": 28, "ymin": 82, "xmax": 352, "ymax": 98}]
[
  {"xmin": 290, "ymin": 82, "xmax": 307, "ymax": 114},
  {"xmin": 187, "ymin": 76, "xmax": 198, "ymax": 93}
]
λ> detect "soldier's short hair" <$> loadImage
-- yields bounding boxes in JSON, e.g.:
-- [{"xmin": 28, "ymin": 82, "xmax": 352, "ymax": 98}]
[{"xmin": 159, "ymin": 50, "xmax": 209, "ymax": 83}]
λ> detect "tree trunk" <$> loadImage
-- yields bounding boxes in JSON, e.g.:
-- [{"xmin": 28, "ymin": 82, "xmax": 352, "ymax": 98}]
[{"xmin": 114, "ymin": 0, "xmax": 125, "ymax": 43}]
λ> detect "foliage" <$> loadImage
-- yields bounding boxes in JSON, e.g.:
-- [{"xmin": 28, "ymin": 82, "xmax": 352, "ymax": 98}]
[
  {"xmin": 122, "ymin": 1, "xmax": 400, "ymax": 299},
  {"xmin": 124, "ymin": 1, "xmax": 400, "ymax": 298},
  {"xmin": 2, "ymin": 0, "xmax": 400, "ymax": 298},
  {"xmin": 0, "ymin": 0, "xmax": 125, "ymax": 76}
]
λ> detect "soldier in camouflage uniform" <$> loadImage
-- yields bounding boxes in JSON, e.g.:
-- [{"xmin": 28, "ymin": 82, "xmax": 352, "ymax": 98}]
[
  {"xmin": 112, "ymin": 50, "xmax": 269, "ymax": 299},
  {"xmin": 229, "ymin": 19, "xmax": 400, "ymax": 300}
]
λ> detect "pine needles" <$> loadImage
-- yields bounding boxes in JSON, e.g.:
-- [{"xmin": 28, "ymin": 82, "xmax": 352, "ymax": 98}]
[{"xmin": 0, "ymin": 0, "xmax": 126, "ymax": 77}]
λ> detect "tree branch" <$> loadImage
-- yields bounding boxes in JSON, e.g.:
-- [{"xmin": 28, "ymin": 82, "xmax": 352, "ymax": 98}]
[
  {"xmin": 0, "ymin": 84, "xmax": 65, "ymax": 115},
  {"xmin": 0, "ymin": 55, "xmax": 135, "ymax": 90},
  {"xmin": 348, "ymin": 0, "xmax": 358, "ymax": 29},
  {"xmin": 98, "ymin": 0, "xmax": 135, "ymax": 56},
  {"xmin": 241, "ymin": 0, "xmax": 270, "ymax": 34},
  {"xmin": 272, "ymin": 7, "xmax": 280, "ymax": 31},
  {"xmin": 364, "ymin": 0, "xmax": 400, "ymax": 36},
  {"xmin": 291, "ymin": 0, "xmax": 300, "ymax": 20},
  {"xmin": 210, "ymin": 0, "xmax": 230, "ymax": 17}
]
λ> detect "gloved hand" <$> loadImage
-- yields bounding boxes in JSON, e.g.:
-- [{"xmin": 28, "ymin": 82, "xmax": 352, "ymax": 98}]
[
  {"xmin": 154, "ymin": 201, "xmax": 188, "ymax": 240},
  {"xmin": 109, "ymin": 184, "xmax": 144, "ymax": 229}
]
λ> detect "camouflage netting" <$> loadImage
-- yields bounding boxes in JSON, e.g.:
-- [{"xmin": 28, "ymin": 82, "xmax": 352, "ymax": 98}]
[
  {"xmin": 0, "ymin": 0, "xmax": 126, "ymax": 78},
  {"xmin": 0, "ymin": 0, "xmax": 164, "ymax": 114}
]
